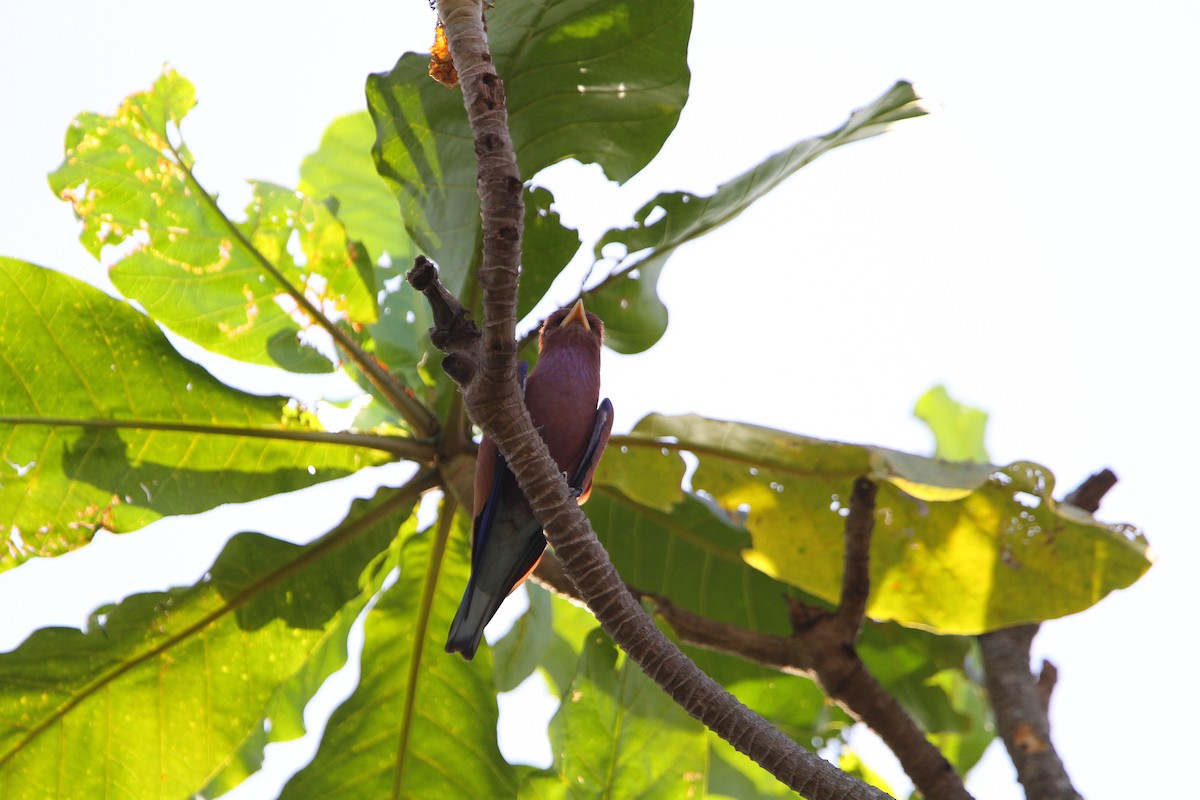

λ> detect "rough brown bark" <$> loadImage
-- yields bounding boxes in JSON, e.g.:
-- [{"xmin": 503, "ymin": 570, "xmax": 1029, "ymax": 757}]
[{"xmin": 979, "ymin": 468, "xmax": 1116, "ymax": 800}]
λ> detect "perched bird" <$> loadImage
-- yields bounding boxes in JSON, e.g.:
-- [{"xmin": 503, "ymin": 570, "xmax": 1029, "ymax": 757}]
[{"xmin": 446, "ymin": 299, "xmax": 613, "ymax": 659}]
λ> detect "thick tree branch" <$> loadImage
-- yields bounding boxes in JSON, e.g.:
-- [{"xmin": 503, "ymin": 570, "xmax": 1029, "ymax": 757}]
[
  {"xmin": 420, "ymin": 4, "xmax": 901, "ymax": 796},
  {"xmin": 537, "ymin": 479, "xmax": 970, "ymax": 800},
  {"xmin": 979, "ymin": 468, "xmax": 1116, "ymax": 800},
  {"xmin": 412, "ymin": 256, "xmax": 891, "ymax": 799}
]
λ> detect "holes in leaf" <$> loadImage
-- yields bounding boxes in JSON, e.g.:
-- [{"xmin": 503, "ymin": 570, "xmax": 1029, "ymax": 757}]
[
  {"xmin": 1013, "ymin": 491, "xmax": 1040, "ymax": 509},
  {"xmin": 642, "ymin": 205, "xmax": 666, "ymax": 227}
]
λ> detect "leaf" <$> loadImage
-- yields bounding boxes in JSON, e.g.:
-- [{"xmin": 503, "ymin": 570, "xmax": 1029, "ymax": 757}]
[
  {"xmin": 856, "ymin": 624, "xmax": 974, "ymax": 735},
  {"xmin": 587, "ymin": 81, "xmax": 926, "ymax": 353},
  {"xmin": 493, "ymin": 0, "xmax": 693, "ymax": 185},
  {"xmin": 520, "ymin": 630, "xmax": 706, "ymax": 799},
  {"xmin": 927, "ymin": 665, "xmax": 993, "ymax": 776},
  {"xmin": 536, "ymin": 584, "xmax": 606, "ymax": 698},
  {"xmin": 838, "ymin": 750, "xmax": 898, "ymax": 798},
  {"xmin": 585, "ymin": 483, "xmax": 850, "ymax": 739},
  {"xmin": 913, "ymin": 385, "xmax": 990, "ymax": 463},
  {"xmin": 519, "ymin": 186, "xmax": 583, "ymax": 322},
  {"xmin": 706, "ymin": 733, "xmax": 795, "ymax": 799},
  {"xmin": 617, "ymin": 413, "xmax": 1152, "ymax": 634},
  {"xmin": 0, "ymin": 487, "xmax": 416, "ymax": 799},
  {"xmin": 299, "ymin": 111, "xmax": 415, "ymax": 267},
  {"xmin": 280, "ymin": 505, "xmax": 517, "ymax": 799},
  {"xmin": 492, "ymin": 583, "xmax": 555, "ymax": 693},
  {"xmin": 586, "ymin": 488, "xmax": 789, "ymax": 634},
  {"xmin": 47, "ymin": 68, "xmax": 377, "ymax": 373},
  {"xmin": 0, "ymin": 257, "xmax": 394, "ymax": 570},
  {"xmin": 367, "ymin": 0, "xmax": 690, "ymax": 310}
]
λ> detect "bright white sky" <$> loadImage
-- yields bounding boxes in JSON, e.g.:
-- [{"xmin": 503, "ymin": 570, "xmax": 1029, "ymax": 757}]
[{"xmin": 2, "ymin": 2, "xmax": 1197, "ymax": 799}]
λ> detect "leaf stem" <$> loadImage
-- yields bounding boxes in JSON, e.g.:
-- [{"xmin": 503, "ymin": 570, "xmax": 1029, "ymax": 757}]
[
  {"xmin": 0, "ymin": 415, "xmax": 435, "ymax": 462},
  {"xmin": 391, "ymin": 491, "xmax": 458, "ymax": 799}
]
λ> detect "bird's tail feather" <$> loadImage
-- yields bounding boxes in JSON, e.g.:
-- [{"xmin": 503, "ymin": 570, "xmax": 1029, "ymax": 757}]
[{"xmin": 445, "ymin": 579, "xmax": 502, "ymax": 660}]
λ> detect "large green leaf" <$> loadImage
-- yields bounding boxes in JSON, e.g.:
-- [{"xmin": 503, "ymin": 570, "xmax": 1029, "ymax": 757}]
[
  {"xmin": 492, "ymin": 582, "xmax": 556, "ymax": 693},
  {"xmin": 616, "ymin": 414, "xmax": 1151, "ymax": 633},
  {"xmin": 0, "ymin": 257, "xmax": 395, "ymax": 570},
  {"xmin": 367, "ymin": 0, "xmax": 691, "ymax": 310},
  {"xmin": 585, "ymin": 485, "xmax": 852, "ymax": 737},
  {"xmin": 299, "ymin": 110, "xmax": 415, "ymax": 268},
  {"xmin": 592, "ymin": 431, "xmax": 993, "ymax": 787},
  {"xmin": 492, "ymin": 0, "xmax": 693, "ymax": 185},
  {"xmin": 47, "ymin": 68, "xmax": 377, "ymax": 373},
  {"xmin": 586, "ymin": 81, "xmax": 926, "ymax": 353},
  {"xmin": 0, "ymin": 487, "xmax": 415, "ymax": 799},
  {"xmin": 280, "ymin": 506, "xmax": 516, "ymax": 799},
  {"xmin": 520, "ymin": 630, "xmax": 706, "ymax": 799}
]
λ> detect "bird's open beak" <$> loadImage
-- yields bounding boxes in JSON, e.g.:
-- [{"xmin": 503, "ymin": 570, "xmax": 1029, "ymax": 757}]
[{"xmin": 560, "ymin": 299, "xmax": 590, "ymax": 331}]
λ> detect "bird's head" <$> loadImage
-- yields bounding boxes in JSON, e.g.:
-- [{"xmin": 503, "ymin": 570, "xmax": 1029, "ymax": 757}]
[{"xmin": 538, "ymin": 299, "xmax": 604, "ymax": 354}]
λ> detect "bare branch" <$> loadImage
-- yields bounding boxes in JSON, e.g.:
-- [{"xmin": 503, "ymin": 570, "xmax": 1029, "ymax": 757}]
[
  {"xmin": 979, "ymin": 468, "xmax": 1116, "ymax": 800},
  {"xmin": 832, "ymin": 476, "xmax": 875, "ymax": 638}
]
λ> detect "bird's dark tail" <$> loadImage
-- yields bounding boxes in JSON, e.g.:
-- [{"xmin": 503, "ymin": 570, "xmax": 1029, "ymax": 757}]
[{"xmin": 445, "ymin": 577, "xmax": 504, "ymax": 660}]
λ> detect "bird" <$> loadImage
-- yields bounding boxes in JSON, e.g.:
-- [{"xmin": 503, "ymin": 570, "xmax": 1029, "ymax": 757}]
[{"xmin": 446, "ymin": 299, "xmax": 613, "ymax": 660}]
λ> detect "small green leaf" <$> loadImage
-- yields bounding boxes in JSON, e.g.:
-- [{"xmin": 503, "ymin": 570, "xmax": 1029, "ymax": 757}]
[
  {"xmin": 0, "ymin": 258, "xmax": 394, "ymax": 570},
  {"xmin": 521, "ymin": 630, "xmax": 706, "ymax": 799},
  {"xmin": 618, "ymin": 413, "xmax": 1151, "ymax": 633},
  {"xmin": 280, "ymin": 507, "xmax": 516, "ymax": 799},
  {"xmin": 48, "ymin": 68, "xmax": 376, "ymax": 373},
  {"xmin": 914, "ymin": 385, "xmax": 990, "ymax": 463},
  {"xmin": 588, "ymin": 81, "xmax": 926, "ymax": 353},
  {"xmin": 0, "ymin": 488, "xmax": 415, "ymax": 799}
]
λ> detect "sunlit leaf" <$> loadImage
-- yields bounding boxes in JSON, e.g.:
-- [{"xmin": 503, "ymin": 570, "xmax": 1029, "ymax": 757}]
[
  {"xmin": 0, "ymin": 488, "xmax": 415, "ymax": 799},
  {"xmin": 367, "ymin": 0, "xmax": 690, "ymax": 311},
  {"xmin": 534, "ymin": 584, "xmax": 604, "ymax": 698},
  {"xmin": 616, "ymin": 414, "xmax": 1151, "ymax": 633},
  {"xmin": 587, "ymin": 81, "xmax": 925, "ymax": 353},
  {"xmin": 839, "ymin": 750, "xmax": 898, "ymax": 798},
  {"xmin": 0, "ymin": 258, "xmax": 395, "ymax": 570},
  {"xmin": 493, "ymin": 0, "xmax": 692, "ymax": 185},
  {"xmin": 856, "ymin": 624, "xmax": 973, "ymax": 735},
  {"xmin": 299, "ymin": 110, "xmax": 415, "ymax": 267},
  {"xmin": 914, "ymin": 385, "xmax": 990, "ymax": 463},
  {"xmin": 280, "ymin": 506, "xmax": 516, "ymax": 798},
  {"xmin": 520, "ymin": 630, "xmax": 705, "ymax": 799},
  {"xmin": 707, "ymin": 733, "xmax": 795, "ymax": 799},
  {"xmin": 519, "ymin": 187, "xmax": 582, "ymax": 322},
  {"xmin": 48, "ymin": 68, "xmax": 377, "ymax": 373},
  {"xmin": 927, "ymin": 664, "xmax": 994, "ymax": 776},
  {"xmin": 492, "ymin": 583, "xmax": 555, "ymax": 693}
]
